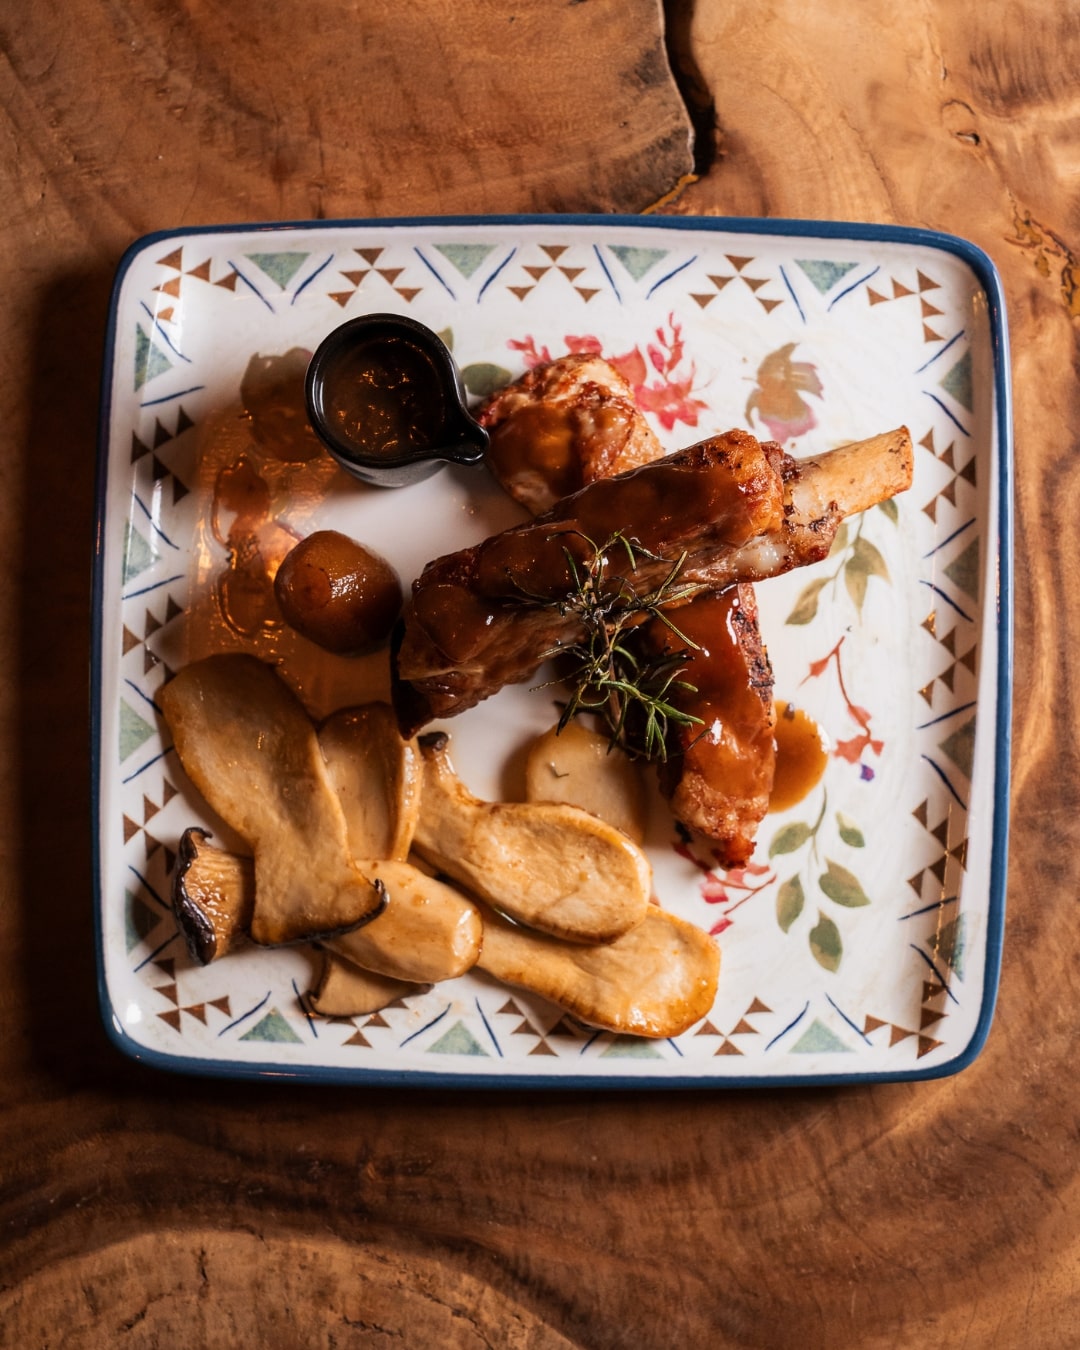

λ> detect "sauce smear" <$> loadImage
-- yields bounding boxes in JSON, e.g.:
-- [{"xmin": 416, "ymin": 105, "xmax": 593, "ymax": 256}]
[{"xmin": 770, "ymin": 702, "xmax": 829, "ymax": 811}]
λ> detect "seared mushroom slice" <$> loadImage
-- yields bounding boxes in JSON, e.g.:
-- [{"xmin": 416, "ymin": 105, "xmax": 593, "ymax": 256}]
[
  {"xmin": 319, "ymin": 706, "xmax": 481, "ymax": 981},
  {"xmin": 326, "ymin": 858, "xmax": 482, "ymax": 983},
  {"xmin": 159, "ymin": 654, "xmax": 385, "ymax": 946},
  {"xmin": 309, "ymin": 949, "xmax": 426, "ymax": 1017},
  {"xmin": 318, "ymin": 703, "xmax": 421, "ymax": 862},
  {"xmin": 476, "ymin": 904, "xmax": 720, "ymax": 1039},
  {"xmin": 524, "ymin": 720, "xmax": 647, "ymax": 845},
  {"xmin": 172, "ymin": 827, "xmax": 254, "ymax": 965},
  {"xmin": 412, "ymin": 733, "xmax": 651, "ymax": 943},
  {"xmin": 166, "ymin": 833, "xmax": 481, "ymax": 983}
]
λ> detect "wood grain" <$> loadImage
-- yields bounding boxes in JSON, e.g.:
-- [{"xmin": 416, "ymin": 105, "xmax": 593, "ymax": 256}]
[
  {"xmin": 659, "ymin": 2, "xmax": 1080, "ymax": 1343},
  {"xmin": 1, "ymin": 0, "xmax": 1076, "ymax": 1345}
]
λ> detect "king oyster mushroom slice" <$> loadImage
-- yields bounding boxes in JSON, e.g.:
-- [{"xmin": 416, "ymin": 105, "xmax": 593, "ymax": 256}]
[
  {"xmin": 325, "ymin": 858, "xmax": 482, "ymax": 983},
  {"xmin": 318, "ymin": 702, "xmax": 421, "ymax": 862},
  {"xmin": 524, "ymin": 719, "xmax": 648, "ymax": 845},
  {"xmin": 159, "ymin": 654, "xmax": 385, "ymax": 946},
  {"xmin": 317, "ymin": 705, "xmax": 483, "ymax": 982},
  {"xmin": 309, "ymin": 949, "xmax": 427, "ymax": 1017},
  {"xmin": 411, "ymin": 733, "xmax": 651, "ymax": 943},
  {"xmin": 477, "ymin": 904, "xmax": 720, "ymax": 1039},
  {"xmin": 172, "ymin": 827, "xmax": 254, "ymax": 965},
  {"xmin": 168, "ymin": 834, "xmax": 482, "ymax": 983}
]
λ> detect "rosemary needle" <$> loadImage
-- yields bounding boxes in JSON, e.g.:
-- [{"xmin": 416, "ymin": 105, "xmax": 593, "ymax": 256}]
[{"xmin": 531, "ymin": 530, "xmax": 705, "ymax": 762}]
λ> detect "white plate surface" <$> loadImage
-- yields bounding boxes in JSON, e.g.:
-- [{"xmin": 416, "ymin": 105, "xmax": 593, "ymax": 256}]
[{"xmin": 93, "ymin": 215, "xmax": 1011, "ymax": 1085}]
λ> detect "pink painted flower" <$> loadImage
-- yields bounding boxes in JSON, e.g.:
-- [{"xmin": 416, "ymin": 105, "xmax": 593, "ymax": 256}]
[
  {"xmin": 804, "ymin": 636, "xmax": 886, "ymax": 771},
  {"xmin": 509, "ymin": 315, "xmax": 708, "ymax": 434},
  {"xmin": 507, "ymin": 335, "xmax": 553, "ymax": 368},
  {"xmin": 635, "ymin": 377, "xmax": 708, "ymax": 432}
]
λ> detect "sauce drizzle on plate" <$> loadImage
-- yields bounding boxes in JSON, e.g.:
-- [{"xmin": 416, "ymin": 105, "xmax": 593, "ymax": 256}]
[{"xmin": 770, "ymin": 701, "xmax": 829, "ymax": 811}]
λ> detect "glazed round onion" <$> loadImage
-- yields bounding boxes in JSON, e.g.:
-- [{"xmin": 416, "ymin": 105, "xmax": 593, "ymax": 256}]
[{"xmin": 274, "ymin": 530, "xmax": 402, "ymax": 654}]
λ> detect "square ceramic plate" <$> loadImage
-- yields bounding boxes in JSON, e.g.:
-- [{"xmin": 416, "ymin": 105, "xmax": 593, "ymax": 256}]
[{"xmin": 93, "ymin": 215, "xmax": 1012, "ymax": 1086}]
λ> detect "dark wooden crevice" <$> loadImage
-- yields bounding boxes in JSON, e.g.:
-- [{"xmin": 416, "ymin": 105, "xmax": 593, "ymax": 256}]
[{"xmin": 661, "ymin": 0, "xmax": 718, "ymax": 175}]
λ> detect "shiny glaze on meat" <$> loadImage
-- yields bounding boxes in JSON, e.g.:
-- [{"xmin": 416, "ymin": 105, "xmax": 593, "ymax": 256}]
[
  {"xmin": 393, "ymin": 430, "xmax": 787, "ymax": 734},
  {"xmin": 477, "ymin": 354, "xmax": 663, "ymax": 513},
  {"xmin": 642, "ymin": 584, "xmax": 776, "ymax": 867}
]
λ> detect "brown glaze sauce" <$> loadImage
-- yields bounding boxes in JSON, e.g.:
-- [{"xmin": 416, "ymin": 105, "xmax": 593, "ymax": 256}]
[
  {"xmin": 241, "ymin": 348, "xmax": 323, "ymax": 462},
  {"xmin": 475, "ymin": 440, "xmax": 771, "ymax": 597},
  {"xmin": 770, "ymin": 701, "xmax": 829, "ymax": 811},
  {"xmin": 411, "ymin": 435, "xmax": 783, "ymax": 666},
  {"xmin": 211, "ymin": 455, "xmax": 302, "ymax": 636},
  {"xmin": 649, "ymin": 586, "xmax": 775, "ymax": 810},
  {"xmin": 322, "ymin": 336, "xmax": 448, "ymax": 460},
  {"xmin": 484, "ymin": 400, "xmax": 635, "ymax": 505}
]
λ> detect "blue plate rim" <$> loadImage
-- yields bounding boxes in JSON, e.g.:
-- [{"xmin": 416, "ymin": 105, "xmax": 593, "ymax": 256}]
[{"xmin": 92, "ymin": 212, "xmax": 1013, "ymax": 1089}]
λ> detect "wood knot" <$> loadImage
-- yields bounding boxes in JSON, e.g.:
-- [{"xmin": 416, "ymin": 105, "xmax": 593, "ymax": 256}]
[{"xmin": 941, "ymin": 99, "xmax": 981, "ymax": 147}]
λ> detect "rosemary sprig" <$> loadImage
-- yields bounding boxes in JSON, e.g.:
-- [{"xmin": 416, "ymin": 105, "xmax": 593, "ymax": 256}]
[{"xmin": 532, "ymin": 530, "xmax": 704, "ymax": 761}]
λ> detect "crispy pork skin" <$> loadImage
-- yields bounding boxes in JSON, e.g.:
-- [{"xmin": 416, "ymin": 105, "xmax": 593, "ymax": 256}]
[
  {"xmin": 477, "ymin": 354, "xmax": 664, "ymax": 513},
  {"xmin": 480, "ymin": 367, "xmax": 777, "ymax": 862}
]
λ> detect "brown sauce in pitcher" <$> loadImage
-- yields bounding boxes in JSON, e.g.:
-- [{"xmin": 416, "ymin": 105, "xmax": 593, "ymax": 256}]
[{"xmin": 320, "ymin": 336, "xmax": 449, "ymax": 461}]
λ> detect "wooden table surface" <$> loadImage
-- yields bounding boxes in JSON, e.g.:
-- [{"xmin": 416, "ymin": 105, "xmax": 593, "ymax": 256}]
[{"xmin": 2, "ymin": 2, "xmax": 1075, "ymax": 1345}]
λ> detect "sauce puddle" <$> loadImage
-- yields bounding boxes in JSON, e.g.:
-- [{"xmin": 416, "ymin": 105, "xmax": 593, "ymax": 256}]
[{"xmin": 770, "ymin": 701, "xmax": 829, "ymax": 811}]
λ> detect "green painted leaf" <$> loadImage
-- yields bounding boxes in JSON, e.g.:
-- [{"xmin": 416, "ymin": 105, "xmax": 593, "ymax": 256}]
[
  {"xmin": 776, "ymin": 876, "xmax": 805, "ymax": 933},
  {"xmin": 786, "ymin": 576, "xmax": 828, "ymax": 626},
  {"xmin": 134, "ymin": 323, "xmax": 173, "ymax": 391},
  {"xmin": 791, "ymin": 1017, "xmax": 854, "ymax": 1053},
  {"xmin": 428, "ymin": 1020, "xmax": 489, "ymax": 1055},
  {"xmin": 819, "ymin": 859, "xmax": 871, "ymax": 907},
  {"xmin": 844, "ymin": 554, "xmax": 868, "ymax": 611},
  {"xmin": 940, "ymin": 350, "xmax": 973, "ymax": 411},
  {"xmin": 122, "ymin": 521, "xmax": 158, "ymax": 584},
  {"xmin": 795, "ymin": 260, "xmax": 859, "ymax": 294},
  {"xmin": 240, "ymin": 1008, "xmax": 303, "ymax": 1043},
  {"xmin": 436, "ymin": 327, "xmax": 454, "ymax": 350},
  {"xmin": 119, "ymin": 698, "xmax": 156, "ymax": 762},
  {"xmin": 433, "ymin": 245, "xmax": 496, "ymax": 280},
  {"xmin": 244, "ymin": 252, "xmax": 309, "ymax": 289},
  {"xmin": 836, "ymin": 812, "xmax": 865, "ymax": 848},
  {"xmin": 809, "ymin": 911, "xmax": 843, "ymax": 972},
  {"xmin": 944, "ymin": 537, "xmax": 979, "ymax": 600},
  {"xmin": 845, "ymin": 535, "xmax": 890, "ymax": 611},
  {"xmin": 461, "ymin": 361, "xmax": 513, "ymax": 398},
  {"xmin": 769, "ymin": 822, "xmax": 812, "ymax": 857},
  {"xmin": 853, "ymin": 534, "xmax": 889, "ymax": 581},
  {"xmin": 878, "ymin": 497, "xmax": 899, "ymax": 524},
  {"xmin": 828, "ymin": 522, "xmax": 851, "ymax": 557},
  {"xmin": 600, "ymin": 1035, "xmax": 663, "ymax": 1058}
]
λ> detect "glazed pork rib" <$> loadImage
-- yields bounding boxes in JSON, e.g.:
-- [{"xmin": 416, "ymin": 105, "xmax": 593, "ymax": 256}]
[
  {"xmin": 392, "ymin": 426, "xmax": 913, "ymax": 736},
  {"xmin": 478, "ymin": 364, "xmax": 777, "ymax": 863},
  {"xmin": 638, "ymin": 583, "xmax": 776, "ymax": 866}
]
